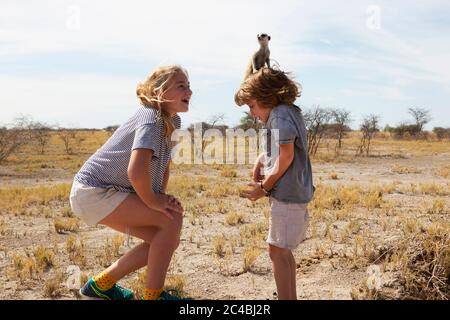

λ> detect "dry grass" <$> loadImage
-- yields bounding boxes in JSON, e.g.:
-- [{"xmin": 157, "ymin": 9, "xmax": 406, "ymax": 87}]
[
  {"xmin": 0, "ymin": 184, "xmax": 71, "ymax": 215},
  {"xmin": 225, "ymin": 211, "xmax": 245, "ymax": 226},
  {"xmin": 44, "ymin": 271, "xmax": 64, "ymax": 298},
  {"xmin": 54, "ymin": 218, "xmax": 80, "ymax": 233},
  {"xmin": 33, "ymin": 245, "xmax": 56, "ymax": 272},
  {"xmin": 391, "ymin": 165, "xmax": 422, "ymax": 174},
  {"xmin": 354, "ymin": 223, "xmax": 450, "ymax": 300},
  {"xmin": 435, "ymin": 165, "xmax": 450, "ymax": 178},
  {"xmin": 242, "ymin": 246, "xmax": 261, "ymax": 272},
  {"xmin": 65, "ymin": 236, "xmax": 86, "ymax": 266},
  {"xmin": 1, "ymin": 130, "xmax": 449, "ymax": 299},
  {"xmin": 213, "ymin": 235, "xmax": 226, "ymax": 258},
  {"xmin": 221, "ymin": 167, "xmax": 238, "ymax": 178}
]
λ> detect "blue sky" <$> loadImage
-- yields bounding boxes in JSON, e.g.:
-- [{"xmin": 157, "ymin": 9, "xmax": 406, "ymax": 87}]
[{"xmin": 1, "ymin": 0, "xmax": 449, "ymax": 130}]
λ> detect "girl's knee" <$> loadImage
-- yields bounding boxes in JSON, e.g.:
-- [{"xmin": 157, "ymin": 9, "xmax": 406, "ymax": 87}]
[{"xmin": 163, "ymin": 212, "xmax": 183, "ymax": 232}]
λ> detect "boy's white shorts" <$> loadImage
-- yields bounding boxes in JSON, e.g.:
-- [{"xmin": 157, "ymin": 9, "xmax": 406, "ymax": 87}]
[{"xmin": 267, "ymin": 198, "xmax": 310, "ymax": 250}]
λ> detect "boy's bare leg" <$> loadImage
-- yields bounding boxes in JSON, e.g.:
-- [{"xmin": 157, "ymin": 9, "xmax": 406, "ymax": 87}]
[
  {"xmin": 269, "ymin": 244, "xmax": 296, "ymax": 300},
  {"xmin": 288, "ymin": 252, "xmax": 297, "ymax": 299}
]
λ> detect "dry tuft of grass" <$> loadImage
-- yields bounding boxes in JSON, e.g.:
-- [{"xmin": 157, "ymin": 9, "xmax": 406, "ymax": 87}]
[
  {"xmin": 391, "ymin": 165, "xmax": 422, "ymax": 174},
  {"xmin": 11, "ymin": 253, "xmax": 37, "ymax": 282},
  {"xmin": 164, "ymin": 274, "xmax": 186, "ymax": 293},
  {"xmin": 221, "ymin": 167, "xmax": 238, "ymax": 178},
  {"xmin": 65, "ymin": 236, "xmax": 86, "ymax": 266},
  {"xmin": 54, "ymin": 217, "xmax": 80, "ymax": 233},
  {"xmin": 242, "ymin": 246, "xmax": 261, "ymax": 272},
  {"xmin": 426, "ymin": 199, "xmax": 447, "ymax": 215},
  {"xmin": 352, "ymin": 222, "xmax": 449, "ymax": 300},
  {"xmin": 435, "ymin": 165, "xmax": 450, "ymax": 179},
  {"xmin": 44, "ymin": 271, "xmax": 64, "ymax": 298},
  {"xmin": 213, "ymin": 235, "xmax": 226, "ymax": 258},
  {"xmin": 225, "ymin": 211, "xmax": 245, "ymax": 226},
  {"xmin": 329, "ymin": 172, "xmax": 339, "ymax": 180},
  {"xmin": 33, "ymin": 245, "xmax": 56, "ymax": 272},
  {"xmin": 419, "ymin": 183, "xmax": 450, "ymax": 196}
]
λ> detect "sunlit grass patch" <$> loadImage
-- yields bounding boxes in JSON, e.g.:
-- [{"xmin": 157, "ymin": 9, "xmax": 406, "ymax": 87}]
[
  {"xmin": 54, "ymin": 217, "xmax": 80, "ymax": 233},
  {"xmin": 33, "ymin": 245, "xmax": 56, "ymax": 272},
  {"xmin": 213, "ymin": 235, "xmax": 226, "ymax": 258},
  {"xmin": 391, "ymin": 165, "xmax": 422, "ymax": 174},
  {"xmin": 419, "ymin": 183, "xmax": 450, "ymax": 196},
  {"xmin": 225, "ymin": 211, "xmax": 245, "ymax": 226},
  {"xmin": 0, "ymin": 184, "xmax": 71, "ymax": 214},
  {"xmin": 10, "ymin": 253, "xmax": 37, "ymax": 282},
  {"xmin": 425, "ymin": 199, "xmax": 448, "ymax": 215},
  {"xmin": 357, "ymin": 223, "xmax": 450, "ymax": 300},
  {"xmin": 242, "ymin": 245, "xmax": 261, "ymax": 272},
  {"xmin": 65, "ymin": 235, "xmax": 87, "ymax": 266},
  {"xmin": 44, "ymin": 271, "xmax": 64, "ymax": 298},
  {"xmin": 220, "ymin": 167, "xmax": 238, "ymax": 178},
  {"xmin": 435, "ymin": 165, "xmax": 450, "ymax": 179}
]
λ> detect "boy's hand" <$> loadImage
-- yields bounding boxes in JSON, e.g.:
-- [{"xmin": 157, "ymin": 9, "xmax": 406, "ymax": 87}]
[
  {"xmin": 252, "ymin": 164, "xmax": 265, "ymax": 182},
  {"xmin": 252, "ymin": 153, "xmax": 265, "ymax": 182},
  {"xmin": 239, "ymin": 182, "xmax": 266, "ymax": 202}
]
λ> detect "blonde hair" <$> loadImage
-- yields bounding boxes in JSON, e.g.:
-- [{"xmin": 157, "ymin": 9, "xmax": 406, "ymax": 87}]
[
  {"xmin": 136, "ymin": 65, "xmax": 188, "ymax": 139},
  {"xmin": 234, "ymin": 68, "xmax": 301, "ymax": 108}
]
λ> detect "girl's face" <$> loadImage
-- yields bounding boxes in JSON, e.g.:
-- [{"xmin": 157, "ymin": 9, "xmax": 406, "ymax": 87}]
[
  {"xmin": 162, "ymin": 71, "xmax": 192, "ymax": 115},
  {"xmin": 247, "ymin": 99, "xmax": 271, "ymax": 124}
]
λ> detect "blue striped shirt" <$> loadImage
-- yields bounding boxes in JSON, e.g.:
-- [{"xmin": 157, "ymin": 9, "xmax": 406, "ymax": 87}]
[{"xmin": 75, "ymin": 106, "xmax": 181, "ymax": 193}]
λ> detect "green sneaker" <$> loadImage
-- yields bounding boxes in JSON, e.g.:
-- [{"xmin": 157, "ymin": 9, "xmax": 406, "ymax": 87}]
[
  {"xmin": 157, "ymin": 289, "xmax": 193, "ymax": 300},
  {"xmin": 79, "ymin": 277, "xmax": 134, "ymax": 300}
]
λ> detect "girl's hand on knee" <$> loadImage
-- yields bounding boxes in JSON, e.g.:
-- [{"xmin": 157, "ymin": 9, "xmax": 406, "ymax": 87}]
[
  {"xmin": 167, "ymin": 194, "xmax": 183, "ymax": 214},
  {"xmin": 152, "ymin": 194, "xmax": 183, "ymax": 220}
]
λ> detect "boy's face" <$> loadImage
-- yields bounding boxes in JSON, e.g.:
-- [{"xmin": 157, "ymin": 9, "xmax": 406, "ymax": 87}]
[{"xmin": 247, "ymin": 99, "xmax": 271, "ymax": 124}]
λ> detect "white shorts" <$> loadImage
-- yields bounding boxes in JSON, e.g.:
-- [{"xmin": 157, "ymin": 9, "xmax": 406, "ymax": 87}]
[
  {"xmin": 69, "ymin": 180, "xmax": 129, "ymax": 226},
  {"xmin": 266, "ymin": 198, "xmax": 310, "ymax": 250}
]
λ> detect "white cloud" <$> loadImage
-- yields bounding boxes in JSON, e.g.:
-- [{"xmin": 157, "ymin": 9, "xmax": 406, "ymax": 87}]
[{"xmin": 0, "ymin": 74, "xmax": 138, "ymax": 128}]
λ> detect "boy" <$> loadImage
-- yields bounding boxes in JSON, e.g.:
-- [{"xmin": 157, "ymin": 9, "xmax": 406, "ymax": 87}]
[{"xmin": 237, "ymin": 68, "xmax": 314, "ymax": 300}]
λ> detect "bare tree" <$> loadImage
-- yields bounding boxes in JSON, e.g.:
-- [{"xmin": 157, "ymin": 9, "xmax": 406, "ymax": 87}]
[
  {"xmin": 0, "ymin": 116, "xmax": 33, "ymax": 163},
  {"xmin": 357, "ymin": 114, "xmax": 380, "ymax": 156},
  {"xmin": 408, "ymin": 107, "xmax": 431, "ymax": 133},
  {"xmin": 239, "ymin": 111, "xmax": 262, "ymax": 131},
  {"xmin": 57, "ymin": 128, "xmax": 78, "ymax": 155},
  {"xmin": 304, "ymin": 106, "xmax": 332, "ymax": 155},
  {"xmin": 330, "ymin": 108, "xmax": 352, "ymax": 150},
  {"xmin": 208, "ymin": 113, "xmax": 226, "ymax": 128},
  {"xmin": 30, "ymin": 122, "xmax": 53, "ymax": 154}
]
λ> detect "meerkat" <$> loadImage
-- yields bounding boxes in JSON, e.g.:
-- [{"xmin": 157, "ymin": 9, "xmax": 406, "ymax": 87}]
[{"xmin": 243, "ymin": 33, "xmax": 271, "ymax": 81}]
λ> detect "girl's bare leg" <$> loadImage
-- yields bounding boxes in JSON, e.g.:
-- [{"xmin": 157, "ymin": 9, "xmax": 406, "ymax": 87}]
[{"xmin": 98, "ymin": 193, "xmax": 183, "ymax": 288}]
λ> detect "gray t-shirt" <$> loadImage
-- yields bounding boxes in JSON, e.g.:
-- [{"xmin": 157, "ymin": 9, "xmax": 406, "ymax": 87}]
[
  {"xmin": 263, "ymin": 104, "xmax": 314, "ymax": 203},
  {"xmin": 74, "ymin": 106, "xmax": 181, "ymax": 193}
]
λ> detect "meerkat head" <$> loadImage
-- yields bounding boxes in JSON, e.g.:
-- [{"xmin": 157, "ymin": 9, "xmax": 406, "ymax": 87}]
[{"xmin": 257, "ymin": 33, "xmax": 271, "ymax": 45}]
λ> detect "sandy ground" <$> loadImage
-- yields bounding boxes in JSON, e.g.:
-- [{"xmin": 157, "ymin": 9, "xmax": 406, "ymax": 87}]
[{"xmin": 0, "ymin": 151, "xmax": 449, "ymax": 300}]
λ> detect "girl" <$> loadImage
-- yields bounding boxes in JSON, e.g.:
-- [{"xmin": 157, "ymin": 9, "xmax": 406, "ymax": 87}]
[
  {"xmin": 69, "ymin": 65, "xmax": 192, "ymax": 300},
  {"xmin": 236, "ymin": 68, "xmax": 314, "ymax": 300}
]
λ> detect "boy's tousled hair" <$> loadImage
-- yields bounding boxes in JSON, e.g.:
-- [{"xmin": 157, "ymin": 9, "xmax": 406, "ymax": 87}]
[
  {"xmin": 234, "ymin": 68, "xmax": 302, "ymax": 108},
  {"xmin": 136, "ymin": 65, "xmax": 188, "ymax": 139}
]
